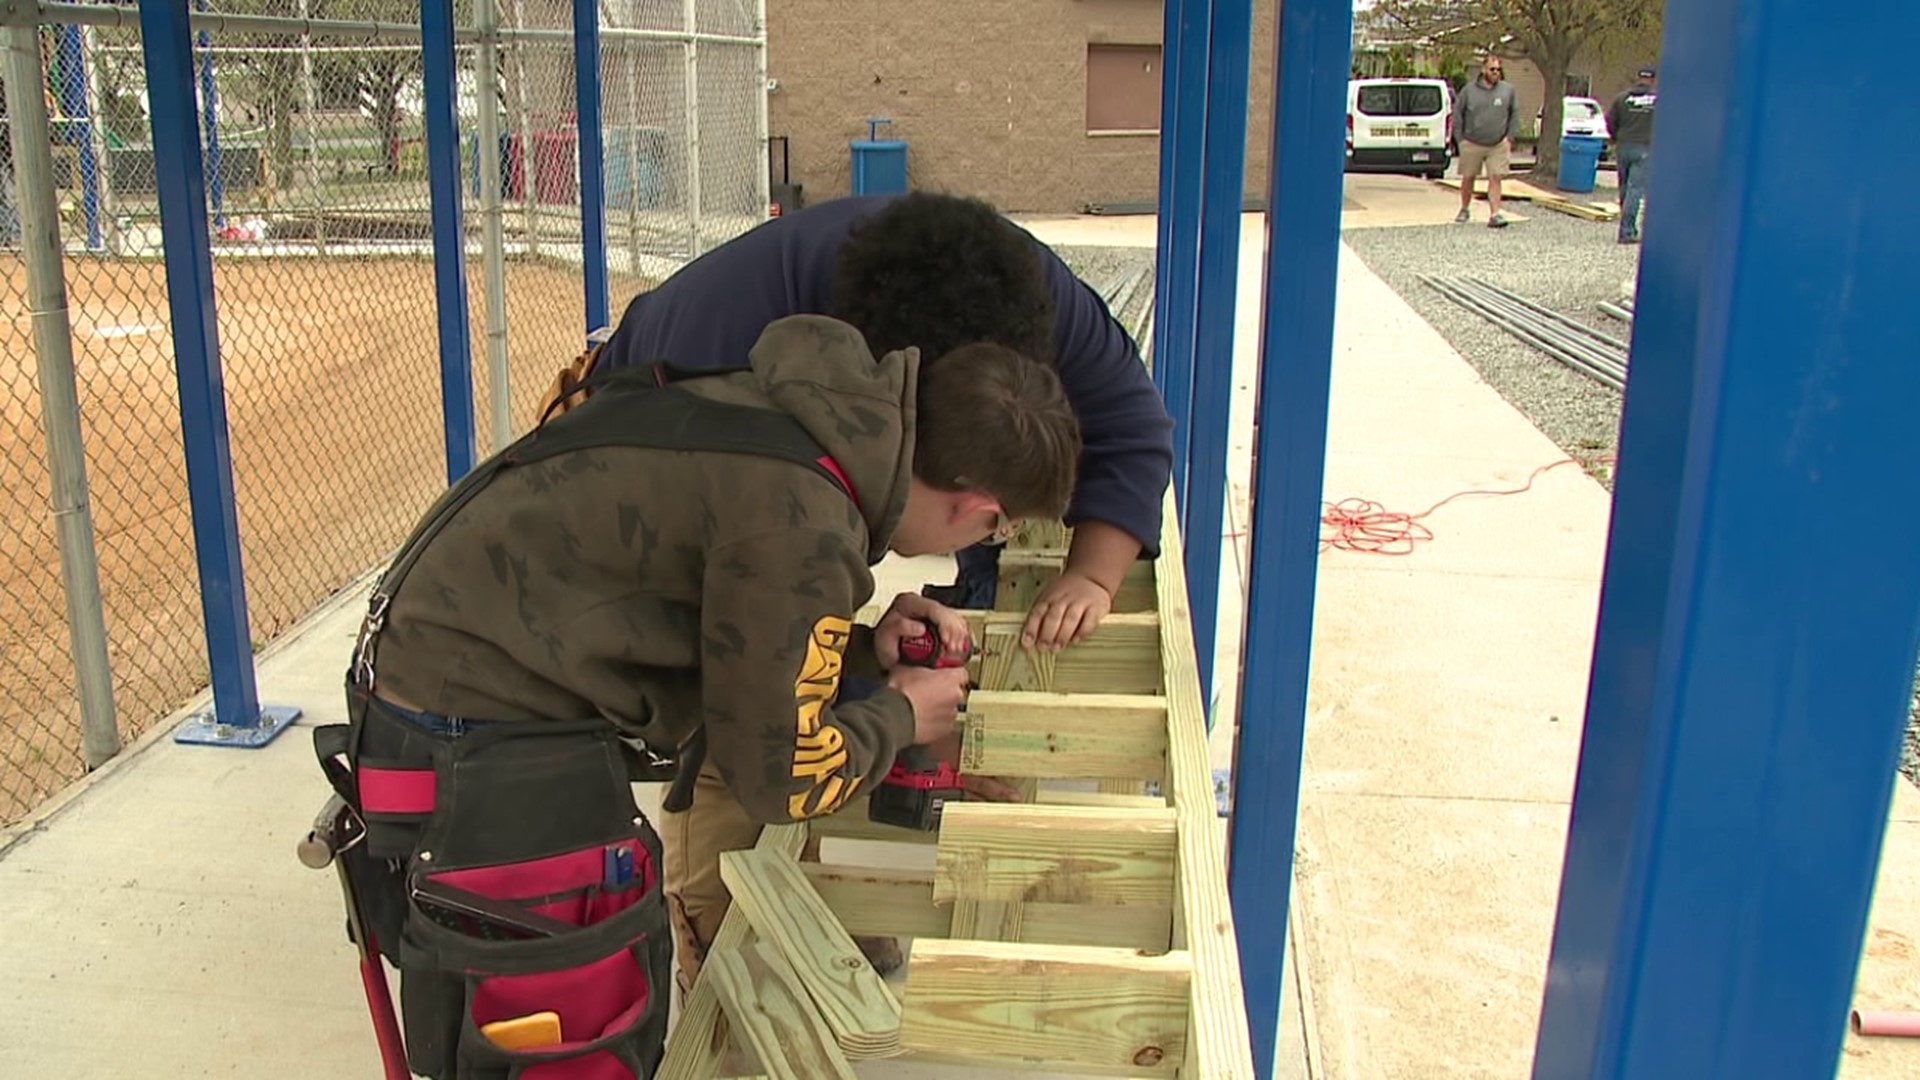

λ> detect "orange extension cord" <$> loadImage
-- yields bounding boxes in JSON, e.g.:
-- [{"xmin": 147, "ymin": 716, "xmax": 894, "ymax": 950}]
[{"xmin": 1318, "ymin": 457, "xmax": 1609, "ymax": 556}]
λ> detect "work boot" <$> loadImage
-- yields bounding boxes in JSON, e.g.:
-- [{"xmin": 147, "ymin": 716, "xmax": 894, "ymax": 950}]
[
  {"xmin": 1454, "ymin": 207, "xmax": 1471, "ymax": 224},
  {"xmin": 855, "ymin": 934, "xmax": 905, "ymax": 977}
]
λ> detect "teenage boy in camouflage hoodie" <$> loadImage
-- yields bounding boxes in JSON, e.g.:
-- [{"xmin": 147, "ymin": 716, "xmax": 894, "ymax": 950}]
[{"xmin": 361, "ymin": 314, "xmax": 1081, "ymax": 993}]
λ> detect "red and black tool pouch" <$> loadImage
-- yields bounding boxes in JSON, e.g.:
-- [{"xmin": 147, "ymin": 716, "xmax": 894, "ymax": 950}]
[{"xmin": 319, "ymin": 699, "xmax": 670, "ymax": 1079}]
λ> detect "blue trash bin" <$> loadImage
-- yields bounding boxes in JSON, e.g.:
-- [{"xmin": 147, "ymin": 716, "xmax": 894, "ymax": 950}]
[
  {"xmin": 1558, "ymin": 135, "xmax": 1605, "ymax": 194},
  {"xmin": 850, "ymin": 117, "xmax": 909, "ymax": 197}
]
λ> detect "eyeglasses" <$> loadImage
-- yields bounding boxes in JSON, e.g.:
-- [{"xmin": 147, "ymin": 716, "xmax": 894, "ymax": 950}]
[{"xmin": 980, "ymin": 510, "xmax": 1020, "ymax": 547}]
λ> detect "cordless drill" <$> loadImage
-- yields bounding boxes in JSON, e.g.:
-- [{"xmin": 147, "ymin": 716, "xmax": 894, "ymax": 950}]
[{"xmin": 867, "ymin": 620, "xmax": 972, "ymax": 831}]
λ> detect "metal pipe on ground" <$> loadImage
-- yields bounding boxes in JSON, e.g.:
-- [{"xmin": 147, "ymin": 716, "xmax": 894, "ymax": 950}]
[
  {"xmin": 1447, "ymin": 279, "xmax": 1630, "ymax": 381},
  {"xmin": 1439, "ymin": 278, "xmax": 1630, "ymax": 378},
  {"xmin": 1444, "ymin": 278, "xmax": 1630, "ymax": 375},
  {"xmin": 1421, "ymin": 277, "xmax": 1627, "ymax": 391},
  {"xmin": 1599, "ymin": 301, "xmax": 1635, "ymax": 324},
  {"xmin": 1468, "ymin": 277, "xmax": 1633, "ymax": 353}
]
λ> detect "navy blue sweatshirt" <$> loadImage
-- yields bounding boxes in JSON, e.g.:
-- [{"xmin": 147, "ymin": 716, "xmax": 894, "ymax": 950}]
[{"xmin": 599, "ymin": 195, "xmax": 1174, "ymax": 556}]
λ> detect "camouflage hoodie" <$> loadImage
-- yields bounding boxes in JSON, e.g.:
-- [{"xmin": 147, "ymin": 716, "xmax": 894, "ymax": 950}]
[{"xmin": 371, "ymin": 315, "xmax": 918, "ymax": 824}]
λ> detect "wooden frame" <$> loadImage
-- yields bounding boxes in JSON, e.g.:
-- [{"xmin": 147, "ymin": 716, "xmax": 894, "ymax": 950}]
[{"xmin": 657, "ymin": 490, "xmax": 1254, "ymax": 1078}]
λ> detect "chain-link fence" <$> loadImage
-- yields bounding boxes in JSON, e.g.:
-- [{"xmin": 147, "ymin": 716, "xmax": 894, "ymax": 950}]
[{"xmin": 0, "ymin": 0, "xmax": 768, "ymax": 825}]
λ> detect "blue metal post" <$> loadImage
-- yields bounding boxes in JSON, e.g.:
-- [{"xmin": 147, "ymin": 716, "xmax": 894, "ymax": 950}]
[
  {"xmin": 1149, "ymin": 0, "xmax": 1187, "ymax": 394},
  {"xmin": 194, "ymin": 1, "xmax": 224, "ymax": 230},
  {"xmin": 139, "ymin": 0, "xmax": 298, "ymax": 747},
  {"xmin": 1532, "ymin": 2, "xmax": 1920, "ymax": 1076},
  {"xmin": 421, "ymin": 0, "xmax": 476, "ymax": 482},
  {"xmin": 1226, "ymin": 0, "xmax": 1349, "ymax": 1073},
  {"xmin": 55, "ymin": 25, "xmax": 102, "ymax": 251},
  {"xmin": 1150, "ymin": 0, "xmax": 1210, "ymax": 512},
  {"xmin": 1181, "ymin": 0, "xmax": 1252, "ymax": 719},
  {"xmin": 572, "ymin": 0, "xmax": 609, "ymax": 336}
]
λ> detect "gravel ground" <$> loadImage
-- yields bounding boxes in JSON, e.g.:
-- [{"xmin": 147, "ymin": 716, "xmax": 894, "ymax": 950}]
[
  {"xmin": 1051, "ymin": 243, "xmax": 1158, "ymax": 339},
  {"xmin": 1343, "ymin": 209, "xmax": 1920, "ymax": 791},
  {"xmin": 1343, "ymin": 210, "xmax": 1634, "ymax": 483}
]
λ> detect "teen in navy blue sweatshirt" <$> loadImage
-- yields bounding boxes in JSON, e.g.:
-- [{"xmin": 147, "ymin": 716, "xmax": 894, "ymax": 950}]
[{"xmin": 553, "ymin": 193, "xmax": 1173, "ymax": 650}]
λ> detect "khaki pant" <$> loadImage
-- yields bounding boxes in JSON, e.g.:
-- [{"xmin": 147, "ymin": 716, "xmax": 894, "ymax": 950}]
[
  {"xmin": 662, "ymin": 764, "xmax": 862, "ymax": 990},
  {"xmin": 1457, "ymin": 138, "xmax": 1511, "ymax": 181}
]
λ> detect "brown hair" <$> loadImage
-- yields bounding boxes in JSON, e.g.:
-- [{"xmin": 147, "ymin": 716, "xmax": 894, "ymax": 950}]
[{"xmin": 913, "ymin": 343, "xmax": 1080, "ymax": 521}]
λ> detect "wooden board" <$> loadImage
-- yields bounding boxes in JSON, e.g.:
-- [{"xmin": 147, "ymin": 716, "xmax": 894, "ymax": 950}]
[
  {"xmin": 802, "ymin": 863, "xmax": 1174, "ymax": 950},
  {"xmin": 960, "ymin": 691, "xmax": 1168, "ymax": 782},
  {"xmin": 1152, "ymin": 487, "xmax": 1257, "ymax": 1078},
  {"xmin": 932, "ymin": 802, "xmax": 1179, "ymax": 908},
  {"xmin": 1435, "ymin": 175, "xmax": 1620, "ymax": 220},
  {"xmin": 965, "ymin": 611, "xmax": 1163, "ymax": 695},
  {"xmin": 717, "ymin": 849, "xmax": 902, "ymax": 1058},
  {"xmin": 658, "ymin": 824, "xmax": 809, "ymax": 1080},
  {"xmin": 707, "ymin": 942, "xmax": 860, "ymax": 1080},
  {"xmin": 900, "ymin": 939, "xmax": 1192, "ymax": 1076},
  {"xmin": 995, "ymin": 551, "xmax": 1158, "ymax": 614}
]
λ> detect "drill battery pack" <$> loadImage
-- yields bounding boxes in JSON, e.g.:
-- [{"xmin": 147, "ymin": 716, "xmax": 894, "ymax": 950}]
[{"xmin": 868, "ymin": 747, "xmax": 965, "ymax": 832}]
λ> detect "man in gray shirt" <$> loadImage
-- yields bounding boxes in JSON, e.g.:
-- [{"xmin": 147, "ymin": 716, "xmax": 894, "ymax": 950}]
[{"xmin": 1452, "ymin": 54, "xmax": 1519, "ymax": 228}]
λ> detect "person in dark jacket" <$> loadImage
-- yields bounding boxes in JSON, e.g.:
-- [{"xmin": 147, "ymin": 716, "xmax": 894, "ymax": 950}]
[
  {"xmin": 366, "ymin": 314, "xmax": 1082, "ymax": 998},
  {"xmin": 1607, "ymin": 66, "xmax": 1659, "ymax": 244},
  {"xmin": 539, "ymin": 192, "xmax": 1173, "ymax": 654}
]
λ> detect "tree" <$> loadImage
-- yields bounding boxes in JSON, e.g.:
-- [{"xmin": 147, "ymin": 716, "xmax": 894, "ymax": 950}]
[{"xmin": 1374, "ymin": 0, "xmax": 1662, "ymax": 177}]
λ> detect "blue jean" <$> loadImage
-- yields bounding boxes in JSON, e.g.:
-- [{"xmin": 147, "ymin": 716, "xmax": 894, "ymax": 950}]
[{"xmin": 1618, "ymin": 143, "xmax": 1650, "ymax": 237}]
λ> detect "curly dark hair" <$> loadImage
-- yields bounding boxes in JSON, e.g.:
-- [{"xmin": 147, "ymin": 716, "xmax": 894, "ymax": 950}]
[{"xmin": 829, "ymin": 192, "xmax": 1056, "ymax": 366}]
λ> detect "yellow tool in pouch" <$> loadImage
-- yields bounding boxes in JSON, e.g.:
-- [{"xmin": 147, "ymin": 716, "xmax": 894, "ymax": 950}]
[{"xmin": 480, "ymin": 1010, "xmax": 563, "ymax": 1051}]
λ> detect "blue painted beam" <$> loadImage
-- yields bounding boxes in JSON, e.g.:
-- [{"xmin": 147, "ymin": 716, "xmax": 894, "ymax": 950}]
[
  {"xmin": 1532, "ymin": 2, "xmax": 1920, "ymax": 1076},
  {"xmin": 1181, "ymin": 0, "xmax": 1252, "ymax": 721},
  {"xmin": 137, "ymin": 0, "xmax": 269, "ymax": 740},
  {"xmin": 1150, "ymin": 0, "xmax": 1210, "ymax": 513},
  {"xmin": 572, "ymin": 0, "xmax": 609, "ymax": 336},
  {"xmin": 1226, "ymin": 0, "xmax": 1350, "ymax": 1073},
  {"xmin": 420, "ymin": 0, "xmax": 476, "ymax": 483}
]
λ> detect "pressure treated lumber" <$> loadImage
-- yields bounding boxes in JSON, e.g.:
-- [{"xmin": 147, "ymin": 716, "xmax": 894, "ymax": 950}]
[
  {"xmin": 995, "ymin": 550, "xmax": 1157, "ymax": 613},
  {"xmin": 965, "ymin": 611, "xmax": 1163, "ymax": 695},
  {"xmin": 1036, "ymin": 789, "xmax": 1168, "ymax": 810},
  {"xmin": 717, "ymin": 849, "xmax": 902, "ymax": 1058},
  {"xmin": 808, "ymin": 806, "xmax": 938, "ymax": 844},
  {"xmin": 657, "ymin": 824, "xmax": 809, "ymax": 1080},
  {"xmin": 932, "ymin": 801, "xmax": 1178, "ymax": 908},
  {"xmin": 900, "ymin": 939, "xmax": 1192, "ymax": 1076},
  {"xmin": 1152, "ymin": 488, "xmax": 1257, "ymax": 1077},
  {"xmin": 960, "ymin": 691, "xmax": 1168, "ymax": 781},
  {"xmin": 706, "ymin": 942, "xmax": 859, "ymax": 1080},
  {"xmin": 801, "ymin": 864, "xmax": 1174, "ymax": 950}
]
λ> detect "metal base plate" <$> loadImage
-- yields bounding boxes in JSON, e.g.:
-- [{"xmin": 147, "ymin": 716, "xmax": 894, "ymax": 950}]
[{"xmin": 173, "ymin": 703, "xmax": 303, "ymax": 748}]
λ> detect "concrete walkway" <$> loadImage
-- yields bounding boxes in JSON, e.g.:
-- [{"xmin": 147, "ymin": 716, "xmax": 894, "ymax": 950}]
[{"xmin": 5, "ymin": 187, "xmax": 1916, "ymax": 1078}]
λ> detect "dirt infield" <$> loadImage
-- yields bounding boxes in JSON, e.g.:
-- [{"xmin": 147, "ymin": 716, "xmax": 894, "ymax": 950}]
[{"xmin": 1, "ymin": 252, "xmax": 612, "ymax": 823}]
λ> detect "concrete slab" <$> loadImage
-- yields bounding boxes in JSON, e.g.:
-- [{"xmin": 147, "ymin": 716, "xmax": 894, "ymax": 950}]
[{"xmin": 1842, "ymin": 817, "xmax": 1920, "ymax": 1078}]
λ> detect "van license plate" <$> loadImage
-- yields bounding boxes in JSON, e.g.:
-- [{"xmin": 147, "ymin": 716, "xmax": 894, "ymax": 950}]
[{"xmin": 1412, "ymin": 151, "xmax": 1431, "ymax": 162}]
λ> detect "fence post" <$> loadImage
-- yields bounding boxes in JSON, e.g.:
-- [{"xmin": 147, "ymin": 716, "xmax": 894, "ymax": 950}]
[
  {"xmin": 194, "ymin": 0, "xmax": 224, "ymax": 229},
  {"xmin": 681, "ymin": 0, "xmax": 701, "ymax": 257},
  {"xmin": 2, "ymin": 18, "xmax": 120, "ymax": 769},
  {"xmin": 53, "ymin": 24, "xmax": 103, "ymax": 250},
  {"xmin": 752, "ymin": 0, "xmax": 769, "ymax": 220},
  {"xmin": 510, "ymin": 0, "xmax": 538, "ymax": 258},
  {"xmin": 296, "ymin": 0, "xmax": 325, "ymax": 255},
  {"xmin": 137, "ymin": 0, "xmax": 300, "ymax": 747},
  {"xmin": 1533, "ymin": 1, "xmax": 1920, "ymax": 1073},
  {"xmin": 421, "ymin": 0, "xmax": 476, "ymax": 482},
  {"xmin": 477, "ymin": 0, "xmax": 512, "ymax": 451},
  {"xmin": 1151, "ymin": 0, "xmax": 1208, "ymax": 515},
  {"xmin": 80, "ymin": 25, "xmax": 116, "ymax": 249},
  {"xmin": 572, "ymin": 0, "xmax": 607, "ymax": 336},
  {"xmin": 1225, "ymin": 0, "xmax": 1350, "ymax": 1070},
  {"xmin": 1181, "ymin": 0, "xmax": 1253, "ymax": 722},
  {"xmin": 623, "ymin": 41, "xmax": 642, "ymax": 275}
]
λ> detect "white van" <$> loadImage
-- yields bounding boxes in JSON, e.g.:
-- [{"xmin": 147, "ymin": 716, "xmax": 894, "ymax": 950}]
[{"xmin": 1346, "ymin": 77, "xmax": 1453, "ymax": 179}]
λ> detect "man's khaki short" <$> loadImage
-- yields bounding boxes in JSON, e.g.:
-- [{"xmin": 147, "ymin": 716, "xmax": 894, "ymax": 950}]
[{"xmin": 1457, "ymin": 139, "xmax": 1511, "ymax": 181}]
